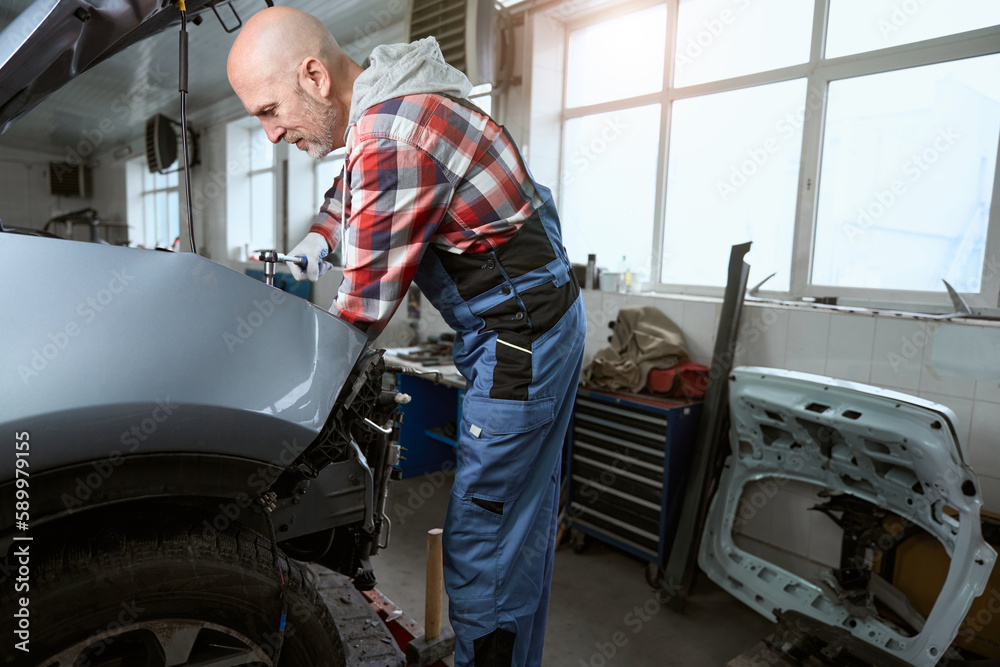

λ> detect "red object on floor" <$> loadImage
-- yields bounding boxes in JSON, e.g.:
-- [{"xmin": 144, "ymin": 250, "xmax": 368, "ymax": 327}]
[
  {"xmin": 647, "ymin": 361, "xmax": 710, "ymax": 400},
  {"xmin": 363, "ymin": 588, "xmax": 451, "ymax": 667}
]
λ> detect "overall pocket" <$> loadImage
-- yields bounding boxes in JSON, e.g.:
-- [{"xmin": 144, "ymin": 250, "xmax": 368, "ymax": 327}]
[
  {"xmin": 443, "ymin": 491, "xmax": 504, "ymax": 642},
  {"xmin": 456, "ymin": 394, "xmax": 556, "ymax": 502}
]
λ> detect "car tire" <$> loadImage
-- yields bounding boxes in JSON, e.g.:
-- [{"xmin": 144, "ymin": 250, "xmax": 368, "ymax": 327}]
[{"xmin": 0, "ymin": 501, "xmax": 346, "ymax": 667}]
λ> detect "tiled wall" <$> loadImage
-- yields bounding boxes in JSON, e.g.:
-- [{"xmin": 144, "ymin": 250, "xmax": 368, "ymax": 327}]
[
  {"xmin": 579, "ymin": 288, "xmax": 1000, "ymax": 570},
  {"xmin": 734, "ymin": 302, "xmax": 1000, "ymax": 512}
]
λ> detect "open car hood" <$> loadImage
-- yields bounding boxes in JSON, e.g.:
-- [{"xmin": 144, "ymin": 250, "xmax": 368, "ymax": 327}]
[
  {"xmin": 0, "ymin": 0, "xmax": 222, "ymax": 133},
  {"xmin": 0, "ymin": 233, "xmax": 369, "ymax": 476},
  {"xmin": 700, "ymin": 367, "xmax": 996, "ymax": 667}
]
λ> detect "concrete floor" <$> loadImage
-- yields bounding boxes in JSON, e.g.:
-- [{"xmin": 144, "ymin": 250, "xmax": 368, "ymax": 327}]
[{"xmin": 374, "ymin": 471, "xmax": 776, "ymax": 666}]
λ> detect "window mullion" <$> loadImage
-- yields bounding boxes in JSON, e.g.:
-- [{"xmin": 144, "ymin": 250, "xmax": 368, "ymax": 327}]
[
  {"xmin": 789, "ymin": 0, "xmax": 832, "ymax": 298},
  {"xmin": 979, "ymin": 131, "xmax": 1000, "ymax": 309},
  {"xmin": 809, "ymin": 0, "xmax": 829, "ymax": 63},
  {"xmin": 563, "ymin": 92, "xmax": 662, "ymax": 120},
  {"xmin": 666, "ymin": 62, "xmax": 813, "ymax": 102},
  {"xmin": 651, "ymin": 0, "xmax": 677, "ymax": 286},
  {"xmin": 816, "ymin": 25, "xmax": 1000, "ymax": 83}
]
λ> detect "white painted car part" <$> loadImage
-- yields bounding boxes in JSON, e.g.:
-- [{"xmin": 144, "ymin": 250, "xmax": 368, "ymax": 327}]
[{"xmin": 699, "ymin": 367, "xmax": 996, "ymax": 667}]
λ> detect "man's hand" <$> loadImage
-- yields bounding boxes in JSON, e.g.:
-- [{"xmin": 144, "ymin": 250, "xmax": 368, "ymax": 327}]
[{"xmin": 287, "ymin": 232, "xmax": 330, "ymax": 281}]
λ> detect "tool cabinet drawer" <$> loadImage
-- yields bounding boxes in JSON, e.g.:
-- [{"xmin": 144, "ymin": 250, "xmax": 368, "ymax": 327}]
[{"xmin": 566, "ymin": 388, "xmax": 702, "ymax": 564}]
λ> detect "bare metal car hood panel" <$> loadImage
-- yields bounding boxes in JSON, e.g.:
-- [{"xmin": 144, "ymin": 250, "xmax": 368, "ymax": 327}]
[
  {"xmin": 699, "ymin": 367, "xmax": 996, "ymax": 667},
  {"xmin": 0, "ymin": 233, "xmax": 368, "ymax": 476},
  {"xmin": 0, "ymin": 0, "xmax": 222, "ymax": 131}
]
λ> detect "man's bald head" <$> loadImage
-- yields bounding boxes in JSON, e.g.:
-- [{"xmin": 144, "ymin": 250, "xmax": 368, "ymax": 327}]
[
  {"xmin": 228, "ymin": 7, "xmax": 340, "ymax": 93},
  {"xmin": 227, "ymin": 7, "xmax": 362, "ymax": 157}
]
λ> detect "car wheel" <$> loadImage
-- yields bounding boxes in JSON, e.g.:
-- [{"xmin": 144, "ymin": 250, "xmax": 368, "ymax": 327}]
[{"xmin": 0, "ymin": 501, "xmax": 346, "ymax": 667}]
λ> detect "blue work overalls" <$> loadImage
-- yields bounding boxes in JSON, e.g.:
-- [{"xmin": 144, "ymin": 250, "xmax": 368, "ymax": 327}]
[{"xmin": 412, "ymin": 106, "xmax": 586, "ymax": 666}]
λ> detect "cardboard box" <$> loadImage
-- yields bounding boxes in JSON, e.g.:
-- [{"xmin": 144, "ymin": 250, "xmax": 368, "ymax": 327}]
[{"xmin": 892, "ymin": 529, "xmax": 1000, "ymax": 659}]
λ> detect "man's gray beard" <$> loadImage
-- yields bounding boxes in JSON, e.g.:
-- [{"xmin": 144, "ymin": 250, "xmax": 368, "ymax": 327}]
[{"xmin": 294, "ymin": 86, "xmax": 339, "ymax": 159}]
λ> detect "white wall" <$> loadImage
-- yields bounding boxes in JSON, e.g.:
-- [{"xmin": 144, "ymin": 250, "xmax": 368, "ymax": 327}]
[{"xmin": 0, "ymin": 147, "xmax": 116, "ymax": 237}]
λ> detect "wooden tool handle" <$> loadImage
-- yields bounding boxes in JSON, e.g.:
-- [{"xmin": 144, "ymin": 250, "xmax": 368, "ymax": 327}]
[{"xmin": 425, "ymin": 528, "xmax": 444, "ymax": 640}]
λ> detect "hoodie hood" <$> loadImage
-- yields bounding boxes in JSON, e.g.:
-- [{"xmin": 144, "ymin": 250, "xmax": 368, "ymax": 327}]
[{"xmin": 347, "ymin": 37, "xmax": 473, "ymax": 131}]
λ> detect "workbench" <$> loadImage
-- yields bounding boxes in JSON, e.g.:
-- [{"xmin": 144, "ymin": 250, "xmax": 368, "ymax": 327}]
[{"xmin": 384, "ymin": 350, "xmax": 465, "ymax": 479}]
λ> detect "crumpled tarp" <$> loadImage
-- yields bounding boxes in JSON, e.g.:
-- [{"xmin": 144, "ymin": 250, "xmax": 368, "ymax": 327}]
[{"xmin": 581, "ymin": 305, "xmax": 689, "ymax": 393}]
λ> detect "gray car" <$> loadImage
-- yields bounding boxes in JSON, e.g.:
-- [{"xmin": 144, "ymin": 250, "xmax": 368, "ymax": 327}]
[{"xmin": 0, "ymin": 2, "xmax": 403, "ymax": 664}]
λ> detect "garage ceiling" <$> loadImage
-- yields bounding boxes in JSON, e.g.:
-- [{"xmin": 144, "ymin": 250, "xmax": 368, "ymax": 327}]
[{"xmin": 0, "ymin": 0, "xmax": 403, "ymax": 157}]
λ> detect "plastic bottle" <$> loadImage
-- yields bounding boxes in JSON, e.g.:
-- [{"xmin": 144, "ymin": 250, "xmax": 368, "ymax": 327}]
[
  {"xmin": 586, "ymin": 254, "xmax": 597, "ymax": 290},
  {"xmin": 617, "ymin": 255, "xmax": 631, "ymax": 294}
]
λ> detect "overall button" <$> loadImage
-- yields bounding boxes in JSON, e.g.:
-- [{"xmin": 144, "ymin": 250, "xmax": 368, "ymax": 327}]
[
  {"xmin": 482, "ymin": 259, "xmax": 496, "ymax": 270},
  {"xmin": 513, "ymin": 311, "xmax": 525, "ymax": 321},
  {"xmin": 500, "ymin": 285, "xmax": 511, "ymax": 295}
]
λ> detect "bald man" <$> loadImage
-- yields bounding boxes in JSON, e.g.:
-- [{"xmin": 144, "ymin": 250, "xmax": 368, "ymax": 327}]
[{"xmin": 228, "ymin": 9, "xmax": 585, "ymax": 667}]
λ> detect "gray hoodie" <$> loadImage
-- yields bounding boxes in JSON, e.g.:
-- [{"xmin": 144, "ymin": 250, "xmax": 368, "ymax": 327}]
[{"xmin": 346, "ymin": 37, "xmax": 474, "ymax": 132}]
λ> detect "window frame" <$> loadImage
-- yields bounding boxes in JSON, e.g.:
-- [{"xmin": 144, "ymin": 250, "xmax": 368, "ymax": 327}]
[
  {"xmin": 557, "ymin": 0, "xmax": 1000, "ymax": 310},
  {"xmin": 135, "ymin": 158, "xmax": 180, "ymax": 249},
  {"xmin": 246, "ymin": 125, "xmax": 279, "ymax": 252}
]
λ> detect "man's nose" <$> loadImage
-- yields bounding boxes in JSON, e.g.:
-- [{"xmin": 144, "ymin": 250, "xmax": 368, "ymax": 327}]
[{"xmin": 261, "ymin": 119, "xmax": 284, "ymax": 144}]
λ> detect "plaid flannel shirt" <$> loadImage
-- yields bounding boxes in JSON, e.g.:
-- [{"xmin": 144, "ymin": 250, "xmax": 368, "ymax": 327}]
[{"xmin": 309, "ymin": 93, "xmax": 540, "ymax": 337}]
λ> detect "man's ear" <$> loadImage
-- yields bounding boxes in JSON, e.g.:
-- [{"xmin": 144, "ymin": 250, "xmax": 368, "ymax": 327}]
[{"xmin": 299, "ymin": 57, "xmax": 331, "ymax": 99}]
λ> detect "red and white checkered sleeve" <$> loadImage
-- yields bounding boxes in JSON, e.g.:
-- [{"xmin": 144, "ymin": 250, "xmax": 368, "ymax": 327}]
[{"xmin": 331, "ymin": 137, "xmax": 455, "ymax": 337}]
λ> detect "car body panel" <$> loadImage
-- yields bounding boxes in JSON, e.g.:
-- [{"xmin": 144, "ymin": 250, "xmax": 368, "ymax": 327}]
[
  {"xmin": 699, "ymin": 366, "xmax": 996, "ymax": 667},
  {"xmin": 0, "ymin": 233, "xmax": 368, "ymax": 477}
]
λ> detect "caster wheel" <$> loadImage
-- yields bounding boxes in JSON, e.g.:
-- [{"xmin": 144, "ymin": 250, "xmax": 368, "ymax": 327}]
[{"xmin": 645, "ymin": 562, "xmax": 664, "ymax": 588}]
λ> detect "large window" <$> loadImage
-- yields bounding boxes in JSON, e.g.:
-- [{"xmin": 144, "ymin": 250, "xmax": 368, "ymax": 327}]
[
  {"xmin": 247, "ymin": 127, "xmax": 277, "ymax": 251},
  {"xmin": 134, "ymin": 163, "xmax": 180, "ymax": 249},
  {"xmin": 558, "ymin": 0, "xmax": 1000, "ymax": 307},
  {"xmin": 225, "ymin": 119, "xmax": 283, "ymax": 259}
]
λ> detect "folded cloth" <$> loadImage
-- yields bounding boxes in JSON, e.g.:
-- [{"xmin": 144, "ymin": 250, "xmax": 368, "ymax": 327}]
[
  {"xmin": 582, "ymin": 305, "xmax": 689, "ymax": 393},
  {"xmin": 648, "ymin": 360, "xmax": 710, "ymax": 400}
]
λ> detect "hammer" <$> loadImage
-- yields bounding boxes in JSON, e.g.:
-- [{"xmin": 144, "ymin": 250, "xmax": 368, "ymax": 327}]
[{"xmin": 406, "ymin": 528, "xmax": 456, "ymax": 666}]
